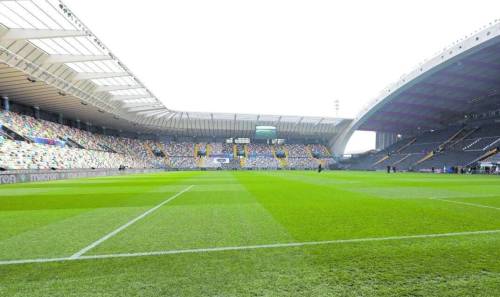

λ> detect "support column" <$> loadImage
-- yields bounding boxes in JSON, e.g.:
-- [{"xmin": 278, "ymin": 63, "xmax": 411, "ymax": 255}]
[
  {"xmin": 76, "ymin": 119, "xmax": 81, "ymax": 129},
  {"xmin": 376, "ymin": 131, "xmax": 398, "ymax": 151},
  {"xmin": 58, "ymin": 113, "xmax": 63, "ymax": 124},
  {"xmin": 33, "ymin": 106, "xmax": 40, "ymax": 119},
  {"xmin": 2, "ymin": 96, "xmax": 9, "ymax": 111}
]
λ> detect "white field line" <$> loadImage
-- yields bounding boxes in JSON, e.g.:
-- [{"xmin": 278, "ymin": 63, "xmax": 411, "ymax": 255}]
[
  {"xmin": 430, "ymin": 197, "xmax": 500, "ymax": 211},
  {"xmin": 1, "ymin": 229, "xmax": 499, "ymax": 266},
  {"xmin": 69, "ymin": 185, "xmax": 194, "ymax": 259}
]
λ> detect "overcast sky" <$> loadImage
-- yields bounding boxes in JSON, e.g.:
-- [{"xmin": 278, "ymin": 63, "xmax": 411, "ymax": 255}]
[{"xmin": 64, "ymin": 0, "xmax": 500, "ymax": 153}]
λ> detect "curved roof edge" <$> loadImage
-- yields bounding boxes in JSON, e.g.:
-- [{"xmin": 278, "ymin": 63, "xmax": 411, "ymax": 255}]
[{"xmin": 332, "ymin": 20, "xmax": 500, "ymax": 155}]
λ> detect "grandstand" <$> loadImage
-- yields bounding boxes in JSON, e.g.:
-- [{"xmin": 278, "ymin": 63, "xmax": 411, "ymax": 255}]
[
  {"xmin": 338, "ymin": 20, "xmax": 500, "ymax": 173},
  {"xmin": 0, "ymin": 1, "xmax": 343, "ymax": 174}
]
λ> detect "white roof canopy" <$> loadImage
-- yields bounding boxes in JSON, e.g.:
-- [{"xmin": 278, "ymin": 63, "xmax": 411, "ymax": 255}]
[{"xmin": 0, "ymin": 0, "xmax": 348, "ymax": 139}]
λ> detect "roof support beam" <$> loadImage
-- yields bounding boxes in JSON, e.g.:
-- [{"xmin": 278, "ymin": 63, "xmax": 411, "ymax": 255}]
[
  {"xmin": 153, "ymin": 111, "xmax": 171, "ymax": 119},
  {"xmin": 111, "ymin": 94, "xmax": 149, "ymax": 101},
  {"xmin": 128, "ymin": 106, "xmax": 165, "ymax": 113},
  {"xmin": 0, "ymin": 29, "xmax": 86, "ymax": 40},
  {"xmin": 142, "ymin": 110, "xmax": 169, "ymax": 118},
  {"xmin": 95, "ymin": 85, "xmax": 138, "ymax": 92},
  {"xmin": 45, "ymin": 54, "xmax": 111, "ymax": 64},
  {"xmin": 121, "ymin": 101, "xmax": 155, "ymax": 108},
  {"xmin": 73, "ymin": 72, "xmax": 130, "ymax": 80}
]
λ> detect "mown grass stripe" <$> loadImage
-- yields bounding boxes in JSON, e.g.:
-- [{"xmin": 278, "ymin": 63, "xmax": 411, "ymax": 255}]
[{"xmin": 69, "ymin": 185, "xmax": 194, "ymax": 259}]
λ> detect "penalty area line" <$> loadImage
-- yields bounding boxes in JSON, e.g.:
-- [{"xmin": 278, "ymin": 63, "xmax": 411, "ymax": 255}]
[
  {"xmin": 1, "ymin": 229, "xmax": 499, "ymax": 266},
  {"xmin": 69, "ymin": 185, "xmax": 194, "ymax": 259},
  {"xmin": 429, "ymin": 197, "xmax": 500, "ymax": 211}
]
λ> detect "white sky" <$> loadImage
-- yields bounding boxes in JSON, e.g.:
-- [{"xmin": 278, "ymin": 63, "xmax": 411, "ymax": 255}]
[{"xmin": 64, "ymin": 0, "xmax": 500, "ymax": 153}]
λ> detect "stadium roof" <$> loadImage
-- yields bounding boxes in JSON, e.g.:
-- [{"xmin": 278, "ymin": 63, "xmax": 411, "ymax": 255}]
[
  {"xmin": 333, "ymin": 20, "xmax": 500, "ymax": 153},
  {"xmin": 0, "ymin": 0, "xmax": 348, "ymax": 139}
]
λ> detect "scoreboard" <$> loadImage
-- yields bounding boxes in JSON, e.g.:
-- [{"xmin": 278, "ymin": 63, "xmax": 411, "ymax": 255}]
[{"xmin": 255, "ymin": 126, "xmax": 277, "ymax": 139}]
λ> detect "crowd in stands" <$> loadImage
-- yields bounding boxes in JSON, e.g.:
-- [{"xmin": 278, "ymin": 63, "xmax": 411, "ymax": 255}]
[
  {"xmin": 310, "ymin": 144, "xmax": 330, "ymax": 156},
  {"xmin": 0, "ymin": 139, "xmax": 147, "ymax": 170},
  {"xmin": 0, "ymin": 110, "xmax": 333, "ymax": 171},
  {"xmin": 247, "ymin": 144, "xmax": 273, "ymax": 157},
  {"xmin": 244, "ymin": 157, "xmax": 279, "ymax": 169},
  {"xmin": 286, "ymin": 144, "xmax": 309, "ymax": 158},
  {"xmin": 165, "ymin": 142, "xmax": 193, "ymax": 157},
  {"xmin": 287, "ymin": 157, "xmax": 318, "ymax": 168},
  {"xmin": 208, "ymin": 143, "xmax": 233, "ymax": 157},
  {"xmin": 170, "ymin": 157, "xmax": 197, "ymax": 169}
]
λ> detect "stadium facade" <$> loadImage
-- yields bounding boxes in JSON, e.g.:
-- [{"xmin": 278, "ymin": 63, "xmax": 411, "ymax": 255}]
[{"xmin": 2, "ymin": 1, "xmax": 500, "ymax": 174}]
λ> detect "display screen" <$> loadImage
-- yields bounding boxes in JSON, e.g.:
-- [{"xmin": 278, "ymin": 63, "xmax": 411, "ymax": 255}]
[{"xmin": 255, "ymin": 126, "xmax": 277, "ymax": 139}]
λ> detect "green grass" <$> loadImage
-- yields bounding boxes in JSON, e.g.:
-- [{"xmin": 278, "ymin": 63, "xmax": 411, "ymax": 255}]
[{"xmin": 0, "ymin": 170, "xmax": 500, "ymax": 296}]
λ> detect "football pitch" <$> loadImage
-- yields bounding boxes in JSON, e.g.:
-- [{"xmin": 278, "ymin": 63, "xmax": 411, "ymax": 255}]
[{"xmin": 1, "ymin": 170, "xmax": 500, "ymax": 296}]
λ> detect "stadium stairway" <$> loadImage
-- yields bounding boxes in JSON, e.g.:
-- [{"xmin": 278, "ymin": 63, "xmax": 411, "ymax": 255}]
[
  {"xmin": 395, "ymin": 138, "xmax": 416, "ymax": 153},
  {"xmin": 467, "ymin": 148, "xmax": 499, "ymax": 166},
  {"xmin": 448, "ymin": 127, "xmax": 479, "ymax": 150},
  {"xmin": 164, "ymin": 153, "xmax": 171, "ymax": 167},
  {"xmin": 65, "ymin": 137, "xmax": 86, "ymax": 149},
  {"xmin": 206, "ymin": 144, "xmax": 213, "ymax": 157},
  {"xmin": 197, "ymin": 157, "xmax": 204, "ymax": 167},
  {"xmin": 307, "ymin": 145, "xmax": 322, "ymax": 166},
  {"xmin": 0, "ymin": 124, "xmax": 32, "ymax": 143},
  {"xmin": 306, "ymin": 145, "xmax": 314, "ymax": 158},
  {"xmin": 144, "ymin": 142, "xmax": 155, "ymax": 158},
  {"xmin": 463, "ymin": 138, "xmax": 481, "ymax": 150},
  {"xmin": 158, "ymin": 144, "xmax": 171, "ymax": 167},
  {"xmin": 438, "ymin": 127, "xmax": 466, "ymax": 151},
  {"xmin": 392, "ymin": 154, "xmax": 410, "ymax": 166},
  {"xmin": 484, "ymin": 138, "xmax": 500, "ymax": 151},
  {"xmin": 372, "ymin": 155, "xmax": 389, "ymax": 167},
  {"xmin": 244, "ymin": 144, "xmax": 249, "ymax": 157},
  {"xmin": 282, "ymin": 146, "xmax": 289, "ymax": 168},
  {"xmin": 194, "ymin": 144, "xmax": 203, "ymax": 167},
  {"xmin": 272, "ymin": 146, "xmax": 288, "ymax": 168},
  {"xmin": 240, "ymin": 144, "xmax": 248, "ymax": 167},
  {"xmin": 416, "ymin": 151, "xmax": 434, "ymax": 165}
]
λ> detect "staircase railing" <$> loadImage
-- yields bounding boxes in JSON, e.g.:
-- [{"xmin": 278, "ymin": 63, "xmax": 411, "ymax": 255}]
[
  {"xmin": 463, "ymin": 138, "xmax": 481, "ymax": 151},
  {"xmin": 438, "ymin": 127, "xmax": 465, "ymax": 151},
  {"xmin": 392, "ymin": 154, "xmax": 410, "ymax": 166},
  {"xmin": 467, "ymin": 148, "xmax": 499, "ymax": 166},
  {"xmin": 451, "ymin": 127, "xmax": 478, "ymax": 148},
  {"xmin": 482, "ymin": 137, "xmax": 500, "ymax": 151},
  {"xmin": 372, "ymin": 155, "xmax": 389, "ymax": 166},
  {"xmin": 416, "ymin": 151, "xmax": 434, "ymax": 165}
]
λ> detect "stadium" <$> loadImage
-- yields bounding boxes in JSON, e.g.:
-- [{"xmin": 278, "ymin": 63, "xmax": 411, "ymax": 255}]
[{"xmin": 1, "ymin": 1, "xmax": 500, "ymax": 296}]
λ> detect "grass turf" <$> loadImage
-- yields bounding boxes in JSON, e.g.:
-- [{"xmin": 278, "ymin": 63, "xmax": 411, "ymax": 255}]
[{"xmin": 0, "ymin": 170, "xmax": 499, "ymax": 296}]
